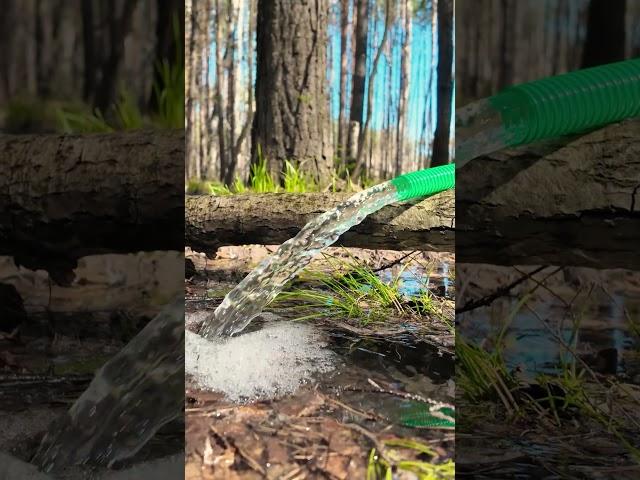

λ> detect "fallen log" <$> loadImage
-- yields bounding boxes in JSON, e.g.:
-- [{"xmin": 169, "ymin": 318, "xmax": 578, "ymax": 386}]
[
  {"xmin": 0, "ymin": 130, "xmax": 184, "ymax": 283},
  {"xmin": 457, "ymin": 119, "xmax": 640, "ymax": 270},
  {"xmin": 185, "ymin": 190, "xmax": 455, "ymax": 253}
]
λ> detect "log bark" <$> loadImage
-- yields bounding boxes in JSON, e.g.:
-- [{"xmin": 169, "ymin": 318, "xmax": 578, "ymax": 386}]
[
  {"xmin": 457, "ymin": 119, "xmax": 640, "ymax": 270},
  {"xmin": 0, "ymin": 130, "xmax": 184, "ymax": 283},
  {"xmin": 185, "ymin": 190, "xmax": 455, "ymax": 253}
]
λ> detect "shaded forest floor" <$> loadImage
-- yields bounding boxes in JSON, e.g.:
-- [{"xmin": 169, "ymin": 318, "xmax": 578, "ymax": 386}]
[
  {"xmin": 456, "ymin": 265, "xmax": 640, "ymax": 478},
  {"xmin": 185, "ymin": 248, "xmax": 455, "ymax": 479}
]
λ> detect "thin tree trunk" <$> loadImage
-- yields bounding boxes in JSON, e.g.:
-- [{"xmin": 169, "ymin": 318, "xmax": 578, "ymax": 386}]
[
  {"xmin": 214, "ymin": 0, "xmax": 227, "ymax": 183},
  {"xmin": 337, "ymin": 0, "xmax": 351, "ymax": 167},
  {"xmin": 94, "ymin": 0, "xmax": 140, "ymax": 113},
  {"xmin": 431, "ymin": 0, "xmax": 453, "ymax": 167},
  {"xmin": 81, "ymin": 0, "xmax": 95, "ymax": 102},
  {"xmin": 396, "ymin": 0, "xmax": 412, "ymax": 175},
  {"xmin": 351, "ymin": 0, "xmax": 392, "ymax": 180},
  {"xmin": 348, "ymin": 0, "xmax": 369, "ymax": 165},
  {"xmin": 185, "ymin": 0, "xmax": 196, "ymax": 180},
  {"xmin": 223, "ymin": 1, "xmax": 238, "ymax": 185}
]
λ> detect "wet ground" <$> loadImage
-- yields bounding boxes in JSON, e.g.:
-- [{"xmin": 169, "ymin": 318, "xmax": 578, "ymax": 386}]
[
  {"xmin": 185, "ymin": 249, "xmax": 455, "ymax": 479},
  {"xmin": 456, "ymin": 264, "xmax": 640, "ymax": 479}
]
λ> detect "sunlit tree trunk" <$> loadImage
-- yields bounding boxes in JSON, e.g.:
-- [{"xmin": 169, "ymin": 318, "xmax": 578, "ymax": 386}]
[
  {"xmin": 214, "ymin": 0, "xmax": 227, "ymax": 183},
  {"xmin": 337, "ymin": 0, "xmax": 351, "ymax": 167},
  {"xmin": 352, "ymin": 0, "xmax": 392, "ymax": 180},
  {"xmin": 185, "ymin": 0, "xmax": 196, "ymax": 180},
  {"xmin": 252, "ymin": 0, "xmax": 333, "ymax": 183},
  {"xmin": 223, "ymin": 1, "xmax": 239, "ymax": 185},
  {"xmin": 431, "ymin": 0, "xmax": 453, "ymax": 167},
  {"xmin": 348, "ymin": 0, "xmax": 369, "ymax": 164},
  {"xmin": 396, "ymin": 0, "xmax": 412, "ymax": 175}
]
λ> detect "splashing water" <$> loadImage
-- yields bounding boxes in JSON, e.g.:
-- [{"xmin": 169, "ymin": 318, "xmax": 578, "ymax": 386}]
[
  {"xmin": 200, "ymin": 182, "xmax": 399, "ymax": 338},
  {"xmin": 33, "ymin": 298, "xmax": 184, "ymax": 472}
]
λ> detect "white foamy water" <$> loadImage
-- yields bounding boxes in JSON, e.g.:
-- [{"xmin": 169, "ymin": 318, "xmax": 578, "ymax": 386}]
[{"xmin": 186, "ymin": 321, "xmax": 335, "ymax": 402}]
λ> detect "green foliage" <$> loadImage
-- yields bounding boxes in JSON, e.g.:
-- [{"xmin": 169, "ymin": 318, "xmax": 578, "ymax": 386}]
[
  {"xmin": 56, "ymin": 91, "xmax": 144, "ymax": 133},
  {"xmin": 56, "ymin": 106, "xmax": 114, "ymax": 133},
  {"xmin": 186, "ymin": 179, "xmax": 232, "ymax": 195},
  {"xmin": 191, "ymin": 145, "xmax": 371, "ymax": 195},
  {"xmin": 278, "ymin": 256, "xmax": 411, "ymax": 325},
  {"xmin": 367, "ymin": 438, "xmax": 455, "ymax": 480},
  {"xmin": 456, "ymin": 337, "xmax": 518, "ymax": 412},
  {"xmin": 250, "ymin": 148, "xmax": 279, "ymax": 192},
  {"xmin": 3, "ymin": 97, "xmax": 60, "ymax": 133},
  {"xmin": 283, "ymin": 160, "xmax": 317, "ymax": 193},
  {"xmin": 113, "ymin": 91, "xmax": 145, "ymax": 129},
  {"xmin": 152, "ymin": 13, "xmax": 185, "ymax": 129},
  {"xmin": 231, "ymin": 176, "xmax": 247, "ymax": 193}
]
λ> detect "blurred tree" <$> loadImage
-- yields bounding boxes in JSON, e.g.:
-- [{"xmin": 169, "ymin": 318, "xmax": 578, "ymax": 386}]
[
  {"xmin": 432, "ymin": 0, "xmax": 453, "ymax": 166},
  {"xmin": 582, "ymin": 0, "xmax": 626, "ymax": 68},
  {"xmin": 349, "ymin": 0, "xmax": 369, "ymax": 164}
]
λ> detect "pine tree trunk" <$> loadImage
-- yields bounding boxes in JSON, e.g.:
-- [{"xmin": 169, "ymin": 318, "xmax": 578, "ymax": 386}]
[
  {"xmin": 223, "ymin": 1, "xmax": 239, "ymax": 185},
  {"xmin": 251, "ymin": 0, "xmax": 333, "ymax": 182},
  {"xmin": 348, "ymin": 0, "xmax": 369, "ymax": 163},
  {"xmin": 431, "ymin": 0, "xmax": 453, "ymax": 167},
  {"xmin": 337, "ymin": 0, "xmax": 351, "ymax": 167},
  {"xmin": 396, "ymin": 0, "xmax": 412, "ymax": 175},
  {"xmin": 214, "ymin": 0, "xmax": 227, "ymax": 183}
]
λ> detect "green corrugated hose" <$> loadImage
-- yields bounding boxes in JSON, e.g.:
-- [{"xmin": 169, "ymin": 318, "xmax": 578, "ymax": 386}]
[
  {"xmin": 390, "ymin": 163, "xmax": 455, "ymax": 202},
  {"xmin": 491, "ymin": 58, "xmax": 640, "ymax": 146},
  {"xmin": 394, "ymin": 401, "xmax": 455, "ymax": 429},
  {"xmin": 456, "ymin": 58, "xmax": 640, "ymax": 168}
]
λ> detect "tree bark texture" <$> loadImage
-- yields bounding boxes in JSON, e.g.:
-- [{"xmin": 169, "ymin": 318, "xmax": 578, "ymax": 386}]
[
  {"xmin": 0, "ymin": 130, "xmax": 184, "ymax": 283},
  {"xmin": 251, "ymin": 0, "xmax": 333, "ymax": 182},
  {"xmin": 186, "ymin": 190, "xmax": 455, "ymax": 253},
  {"xmin": 431, "ymin": 0, "xmax": 453, "ymax": 167},
  {"xmin": 457, "ymin": 119, "xmax": 640, "ymax": 270}
]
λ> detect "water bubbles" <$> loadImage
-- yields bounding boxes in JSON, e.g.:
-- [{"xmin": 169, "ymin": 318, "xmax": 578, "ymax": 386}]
[{"xmin": 186, "ymin": 322, "xmax": 335, "ymax": 401}]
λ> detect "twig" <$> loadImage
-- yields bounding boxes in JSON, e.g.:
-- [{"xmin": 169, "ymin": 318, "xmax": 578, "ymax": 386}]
[
  {"xmin": 456, "ymin": 266, "xmax": 549, "ymax": 313},
  {"xmin": 372, "ymin": 251, "xmax": 418, "ymax": 273},
  {"xmin": 341, "ymin": 422, "xmax": 393, "ymax": 465}
]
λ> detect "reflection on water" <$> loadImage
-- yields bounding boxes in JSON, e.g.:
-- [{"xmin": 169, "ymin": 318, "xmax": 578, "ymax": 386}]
[
  {"xmin": 378, "ymin": 262, "xmax": 452, "ymax": 298},
  {"xmin": 457, "ymin": 286, "xmax": 640, "ymax": 374},
  {"xmin": 457, "ymin": 265, "xmax": 640, "ymax": 377}
]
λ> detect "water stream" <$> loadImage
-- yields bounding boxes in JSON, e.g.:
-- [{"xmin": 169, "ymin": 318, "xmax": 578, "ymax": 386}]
[
  {"xmin": 200, "ymin": 181, "xmax": 398, "ymax": 338},
  {"xmin": 32, "ymin": 297, "xmax": 184, "ymax": 473}
]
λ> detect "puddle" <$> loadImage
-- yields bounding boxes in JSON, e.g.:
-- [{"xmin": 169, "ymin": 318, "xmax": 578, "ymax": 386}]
[{"xmin": 458, "ymin": 294, "xmax": 639, "ymax": 378}]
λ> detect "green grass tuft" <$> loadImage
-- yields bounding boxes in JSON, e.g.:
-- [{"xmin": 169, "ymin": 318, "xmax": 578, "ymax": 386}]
[{"xmin": 367, "ymin": 438, "xmax": 455, "ymax": 480}]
